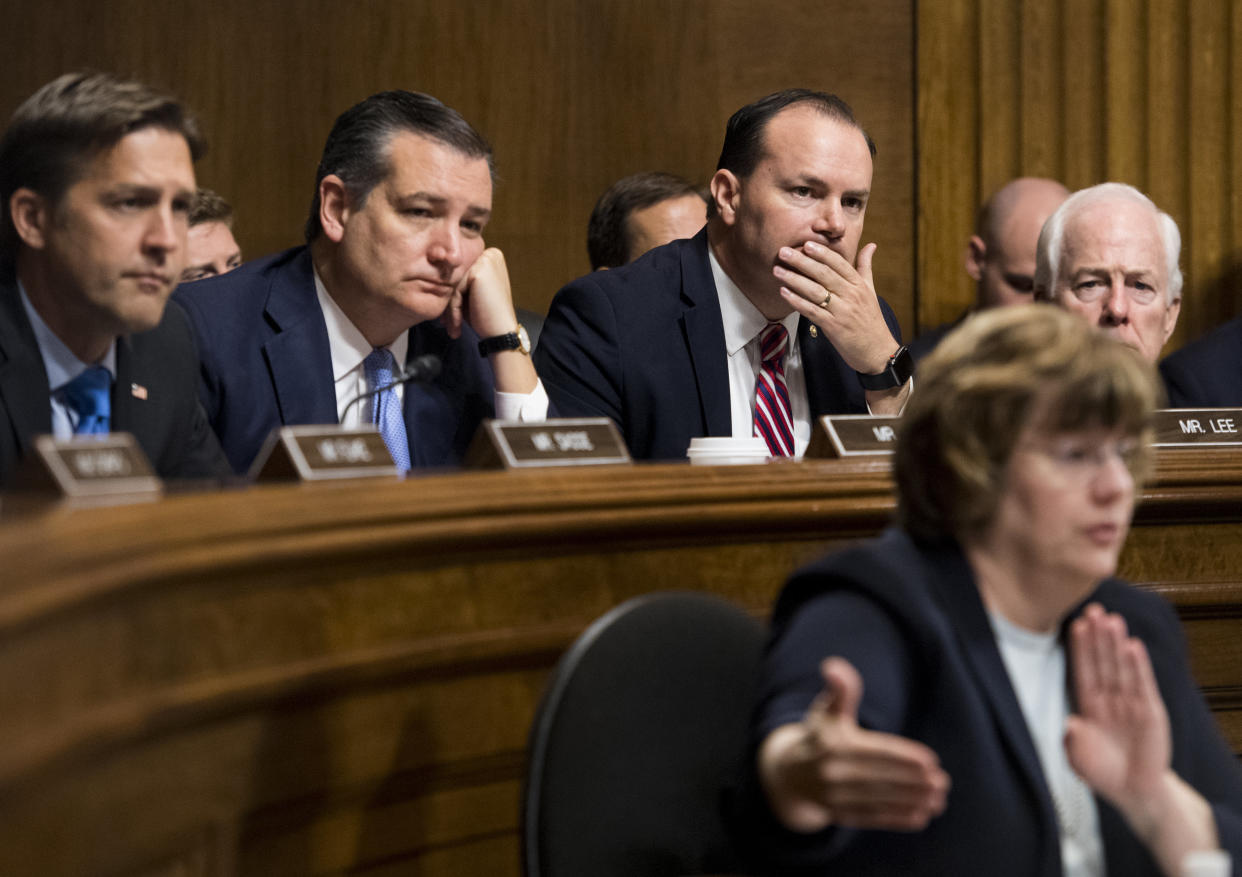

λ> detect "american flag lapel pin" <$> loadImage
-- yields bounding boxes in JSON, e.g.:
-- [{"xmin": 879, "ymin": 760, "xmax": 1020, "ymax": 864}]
[{"xmin": 131, "ymin": 382, "xmax": 148, "ymax": 401}]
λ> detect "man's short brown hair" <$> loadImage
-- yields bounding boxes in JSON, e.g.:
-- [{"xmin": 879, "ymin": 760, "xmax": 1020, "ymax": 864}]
[
  {"xmin": 189, "ymin": 187, "xmax": 234, "ymax": 228},
  {"xmin": 896, "ymin": 304, "xmax": 1160, "ymax": 546},
  {"xmin": 0, "ymin": 71, "xmax": 204, "ymax": 274}
]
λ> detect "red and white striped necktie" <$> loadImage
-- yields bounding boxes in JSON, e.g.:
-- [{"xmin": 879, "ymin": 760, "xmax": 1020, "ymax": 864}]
[{"xmin": 753, "ymin": 323, "xmax": 794, "ymax": 457}]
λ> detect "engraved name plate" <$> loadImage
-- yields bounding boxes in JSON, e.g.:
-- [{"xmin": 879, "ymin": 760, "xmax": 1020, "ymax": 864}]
[{"xmin": 465, "ymin": 418, "xmax": 631, "ymax": 469}]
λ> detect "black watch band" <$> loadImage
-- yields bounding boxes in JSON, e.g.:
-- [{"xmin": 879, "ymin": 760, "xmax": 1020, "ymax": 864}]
[
  {"xmin": 857, "ymin": 345, "xmax": 914, "ymax": 391},
  {"xmin": 477, "ymin": 324, "xmax": 531, "ymax": 358},
  {"xmin": 478, "ymin": 333, "xmax": 520, "ymax": 357}
]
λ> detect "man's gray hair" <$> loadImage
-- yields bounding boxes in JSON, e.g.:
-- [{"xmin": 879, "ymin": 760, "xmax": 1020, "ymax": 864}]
[{"xmin": 1034, "ymin": 182, "xmax": 1182, "ymax": 305}]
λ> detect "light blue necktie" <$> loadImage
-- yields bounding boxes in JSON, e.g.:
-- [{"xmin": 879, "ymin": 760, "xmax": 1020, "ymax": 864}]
[
  {"xmin": 363, "ymin": 348, "xmax": 410, "ymax": 472},
  {"xmin": 60, "ymin": 365, "xmax": 112, "ymax": 434}
]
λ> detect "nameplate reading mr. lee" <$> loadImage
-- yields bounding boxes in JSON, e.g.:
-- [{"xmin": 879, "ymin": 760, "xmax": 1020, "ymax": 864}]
[{"xmin": 1154, "ymin": 409, "xmax": 1242, "ymax": 447}]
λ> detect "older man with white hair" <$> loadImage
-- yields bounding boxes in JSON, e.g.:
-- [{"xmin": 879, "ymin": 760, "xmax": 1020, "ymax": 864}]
[{"xmin": 1034, "ymin": 182, "xmax": 1182, "ymax": 363}]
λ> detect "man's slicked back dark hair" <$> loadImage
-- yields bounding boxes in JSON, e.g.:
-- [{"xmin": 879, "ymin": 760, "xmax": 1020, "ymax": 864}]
[
  {"xmin": 0, "ymin": 71, "xmax": 204, "ymax": 275},
  {"xmin": 304, "ymin": 90, "xmax": 495, "ymax": 242},
  {"xmin": 715, "ymin": 88, "xmax": 876, "ymax": 179},
  {"xmin": 587, "ymin": 171, "xmax": 705, "ymax": 270}
]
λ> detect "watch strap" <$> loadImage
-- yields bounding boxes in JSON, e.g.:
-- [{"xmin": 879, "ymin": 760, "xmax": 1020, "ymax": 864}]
[
  {"xmin": 478, "ymin": 332, "xmax": 521, "ymax": 357},
  {"xmin": 857, "ymin": 345, "xmax": 914, "ymax": 391},
  {"xmin": 477, "ymin": 325, "xmax": 530, "ymax": 358}
]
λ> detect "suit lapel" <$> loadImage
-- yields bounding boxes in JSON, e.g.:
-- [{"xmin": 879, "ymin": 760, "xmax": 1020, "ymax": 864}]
[
  {"xmin": 0, "ymin": 281, "xmax": 54, "ymax": 445},
  {"xmin": 402, "ymin": 365, "xmax": 423, "ymax": 467},
  {"xmin": 400, "ymin": 322, "xmax": 453, "ymax": 468},
  {"xmin": 928, "ymin": 551, "xmax": 1061, "ymax": 844},
  {"xmin": 261, "ymin": 252, "xmax": 338, "ymax": 426},
  {"xmin": 111, "ymin": 333, "xmax": 143, "ymax": 437},
  {"xmin": 799, "ymin": 316, "xmax": 849, "ymax": 417},
  {"xmin": 678, "ymin": 234, "xmax": 731, "ymax": 436}
]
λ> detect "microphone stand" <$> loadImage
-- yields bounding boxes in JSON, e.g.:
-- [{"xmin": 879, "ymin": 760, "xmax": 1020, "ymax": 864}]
[{"xmin": 340, "ymin": 353, "xmax": 442, "ymax": 424}]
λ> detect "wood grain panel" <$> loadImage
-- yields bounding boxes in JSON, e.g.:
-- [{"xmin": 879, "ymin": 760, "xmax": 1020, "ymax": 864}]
[
  {"xmin": 1018, "ymin": 0, "xmax": 1061, "ymax": 178},
  {"xmin": 1145, "ymin": 0, "xmax": 1188, "ymax": 249},
  {"xmin": 1060, "ymin": 0, "xmax": 1105, "ymax": 189},
  {"xmin": 916, "ymin": 0, "xmax": 978, "ymax": 331},
  {"xmin": 978, "ymin": 0, "xmax": 1018, "ymax": 197},
  {"xmin": 1187, "ymin": 0, "xmax": 1233, "ymax": 340},
  {"xmin": 1103, "ymin": 0, "xmax": 1147, "ymax": 188}
]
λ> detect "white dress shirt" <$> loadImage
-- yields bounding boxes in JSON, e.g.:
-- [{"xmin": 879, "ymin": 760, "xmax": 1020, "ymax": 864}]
[
  {"xmin": 990, "ymin": 611, "xmax": 1105, "ymax": 877},
  {"xmin": 313, "ymin": 269, "xmax": 548, "ymax": 427},
  {"xmin": 708, "ymin": 246, "xmax": 813, "ymax": 457}
]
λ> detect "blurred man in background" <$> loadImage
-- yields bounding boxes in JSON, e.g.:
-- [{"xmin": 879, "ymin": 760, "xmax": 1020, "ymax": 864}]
[{"xmin": 181, "ymin": 187, "xmax": 242, "ymax": 282}]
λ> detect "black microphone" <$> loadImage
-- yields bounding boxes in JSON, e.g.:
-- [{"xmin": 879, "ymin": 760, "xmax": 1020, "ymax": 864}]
[{"xmin": 340, "ymin": 353, "xmax": 442, "ymax": 424}]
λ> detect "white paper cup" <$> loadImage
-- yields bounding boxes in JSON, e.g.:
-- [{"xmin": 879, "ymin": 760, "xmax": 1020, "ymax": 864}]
[{"xmin": 686, "ymin": 436, "xmax": 772, "ymax": 465}]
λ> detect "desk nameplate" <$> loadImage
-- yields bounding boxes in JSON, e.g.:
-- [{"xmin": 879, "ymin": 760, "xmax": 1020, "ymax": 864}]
[
  {"xmin": 29, "ymin": 433, "xmax": 162, "ymax": 498},
  {"xmin": 1154, "ymin": 409, "xmax": 1242, "ymax": 447},
  {"xmin": 806, "ymin": 414, "xmax": 900, "ymax": 458},
  {"xmin": 250, "ymin": 426, "xmax": 399, "ymax": 481},
  {"xmin": 2, "ymin": 434, "xmax": 163, "ymax": 513},
  {"xmin": 466, "ymin": 418, "xmax": 631, "ymax": 469}
]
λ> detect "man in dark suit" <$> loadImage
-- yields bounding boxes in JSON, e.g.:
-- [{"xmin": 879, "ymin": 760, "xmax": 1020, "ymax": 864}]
[
  {"xmin": 176, "ymin": 91, "xmax": 546, "ymax": 475},
  {"xmin": 1159, "ymin": 316, "xmax": 1242, "ymax": 407},
  {"xmin": 180, "ymin": 187, "xmax": 242, "ymax": 283},
  {"xmin": 586, "ymin": 171, "xmax": 707, "ymax": 271},
  {"xmin": 0, "ymin": 72, "xmax": 230, "ymax": 487},
  {"xmin": 909, "ymin": 177, "xmax": 1068, "ymax": 361},
  {"xmin": 535, "ymin": 89, "xmax": 911, "ymax": 461}
]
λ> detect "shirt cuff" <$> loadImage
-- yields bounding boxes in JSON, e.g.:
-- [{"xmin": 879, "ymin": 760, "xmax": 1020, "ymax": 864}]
[
  {"xmin": 494, "ymin": 379, "xmax": 549, "ymax": 421},
  {"xmin": 864, "ymin": 376, "xmax": 914, "ymax": 416}
]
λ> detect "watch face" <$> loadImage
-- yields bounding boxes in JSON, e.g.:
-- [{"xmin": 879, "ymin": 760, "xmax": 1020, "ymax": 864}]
[
  {"xmin": 857, "ymin": 346, "xmax": 913, "ymax": 391},
  {"xmin": 892, "ymin": 346, "xmax": 914, "ymax": 383},
  {"xmin": 517, "ymin": 324, "xmax": 531, "ymax": 354}
]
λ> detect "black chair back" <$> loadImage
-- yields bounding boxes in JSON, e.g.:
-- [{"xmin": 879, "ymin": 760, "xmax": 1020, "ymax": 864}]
[{"xmin": 523, "ymin": 591, "xmax": 765, "ymax": 877}]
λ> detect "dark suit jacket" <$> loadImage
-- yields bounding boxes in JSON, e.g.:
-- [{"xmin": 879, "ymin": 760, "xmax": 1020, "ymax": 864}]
[
  {"xmin": 533, "ymin": 230, "xmax": 903, "ymax": 460},
  {"xmin": 908, "ymin": 310, "xmax": 966, "ymax": 363},
  {"xmin": 1160, "ymin": 316, "xmax": 1242, "ymax": 407},
  {"xmin": 0, "ymin": 277, "xmax": 230, "ymax": 488},
  {"xmin": 174, "ymin": 247, "xmax": 497, "ymax": 475},
  {"xmin": 737, "ymin": 528, "xmax": 1242, "ymax": 876}
]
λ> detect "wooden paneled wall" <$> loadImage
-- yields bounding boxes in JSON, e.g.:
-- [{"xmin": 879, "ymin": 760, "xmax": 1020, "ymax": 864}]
[
  {"xmin": 0, "ymin": 0, "xmax": 915, "ymax": 332},
  {"xmin": 918, "ymin": 0, "xmax": 1242, "ymax": 348}
]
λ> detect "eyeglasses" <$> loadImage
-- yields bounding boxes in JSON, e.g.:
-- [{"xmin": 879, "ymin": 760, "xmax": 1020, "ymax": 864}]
[{"xmin": 1019, "ymin": 435, "xmax": 1142, "ymax": 476}]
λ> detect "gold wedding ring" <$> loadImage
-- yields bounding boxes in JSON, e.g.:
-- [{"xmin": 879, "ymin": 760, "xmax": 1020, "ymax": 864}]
[{"xmin": 819, "ymin": 292, "xmax": 832, "ymax": 310}]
